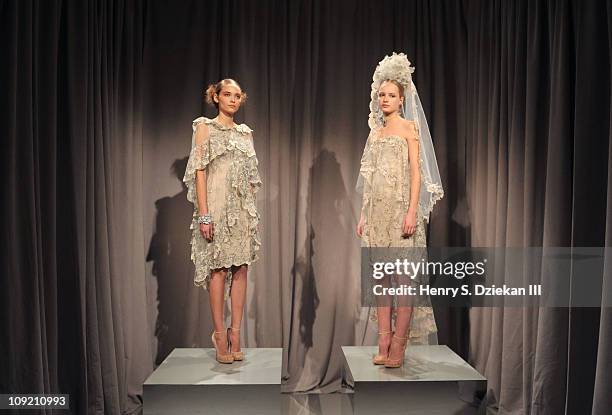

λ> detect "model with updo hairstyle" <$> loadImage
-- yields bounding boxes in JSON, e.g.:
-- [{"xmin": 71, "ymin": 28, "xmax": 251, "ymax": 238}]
[
  {"xmin": 205, "ymin": 79, "xmax": 248, "ymax": 108},
  {"xmin": 183, "ymin": 77, "xmax": 261, "ymax": 364}
]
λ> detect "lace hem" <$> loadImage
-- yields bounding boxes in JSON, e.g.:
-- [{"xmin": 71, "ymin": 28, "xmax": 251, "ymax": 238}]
[{"xmin": 192, "ymin": 253, "xmax": 260, "ymax": 289}]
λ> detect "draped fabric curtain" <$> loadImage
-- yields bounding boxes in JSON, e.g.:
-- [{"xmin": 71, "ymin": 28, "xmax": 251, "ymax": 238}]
[
  {"xmin": 1, "ymin": 1, "xmax": 611, "ymax": 414},
  {"xmin": 0, "ymin": 1, "xmax": 150, "ymax": 414},
  {"xmin": 465, "ymin": 1, "xmax": 612, "ymax": 413}
]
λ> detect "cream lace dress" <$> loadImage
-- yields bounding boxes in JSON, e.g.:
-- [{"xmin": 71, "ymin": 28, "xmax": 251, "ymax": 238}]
[
  {"xmin": 358, "ymin": 125, "xmax": 437, "ymax": 343},
  {"xmin": 183, "ymin": 117, "xmax": 262, "ymax": 288}
]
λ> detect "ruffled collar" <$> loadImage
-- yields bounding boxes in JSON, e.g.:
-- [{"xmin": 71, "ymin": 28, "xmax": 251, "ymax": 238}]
[{"xmin": 203, "ymin": 117, "xmax": 253, "ymax": 134}]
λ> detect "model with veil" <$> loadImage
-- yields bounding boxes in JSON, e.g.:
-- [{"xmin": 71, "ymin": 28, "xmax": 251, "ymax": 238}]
[
  {"xmin": 356, "ymin": 53, "xmax": 444, "ymax": 368},
  {"xmin": 183, "ymin": 79, "xmax": 262, "ymax": 363}
]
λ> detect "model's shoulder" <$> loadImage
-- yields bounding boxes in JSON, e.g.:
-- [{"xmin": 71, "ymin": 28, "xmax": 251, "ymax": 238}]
[
  {"xmin": 192, "ymin": 116, "xmax": 212, "ymax": 130},
  {"xmin": 399, "ymin": 118, "xmax": 417, "ymax": 130},
  {"xmin": 399, "ymin": 119, "xmax": 419, "ymax": 141},
  {"xmin": 236, "ymin": 123, "xmax": 253, "ymax": 135},
  {"xmin": 192, "ymin": 117, "xmax": 211, "ymax": 145}
]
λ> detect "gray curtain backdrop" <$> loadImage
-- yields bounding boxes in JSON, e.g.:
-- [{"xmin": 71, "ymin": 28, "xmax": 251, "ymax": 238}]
[
  {"xmin": 465, "ymin": 1, "xmax": 612, "ymax": 414},
  {"xmin": 1, "ymin": 1, "xmax": 611, "ymax": 414},
  {"xmin": 1, "ymin": 1, "xmax": 150, "ymax": 414}
]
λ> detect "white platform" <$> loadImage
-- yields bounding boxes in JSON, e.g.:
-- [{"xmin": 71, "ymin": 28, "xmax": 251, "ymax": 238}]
[
  {"xmin": 342, "ymin": 345, "xmax": 486, "ymax": 415},
  {"xmin": 143, "ymin": 348, "xmax": 283, "ymax": 415}
]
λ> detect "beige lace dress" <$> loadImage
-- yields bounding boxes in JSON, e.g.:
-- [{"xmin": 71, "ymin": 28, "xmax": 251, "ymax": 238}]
[
  {"xmin": 358, "ymin": 126, "xmax": 437, "ymax": 343},
  {"xmin": 183, "ymin": 117, "xmax": 262, "ymax": 288}
]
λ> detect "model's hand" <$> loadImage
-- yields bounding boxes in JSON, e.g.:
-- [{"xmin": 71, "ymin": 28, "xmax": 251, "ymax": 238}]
[
  {"xmin": 402, "ymin": 210, "xmax": 417, "ymax": 237},
  {"xmin": 200, "ymin": 223, "xmax": 214, "ymax": 241},
  {"xmin": 357, "ymin": 216, "xmax": 365, "ymax": 237}
]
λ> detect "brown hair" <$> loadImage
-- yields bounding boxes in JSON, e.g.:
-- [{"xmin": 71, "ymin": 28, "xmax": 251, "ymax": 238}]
[
  {"xmin": 205, "ymin": 78, "xmax": 248, "ymax": 108},
  {"xmin": 380, "ymin": 79, "xmax": 405, "ymax": 97}
]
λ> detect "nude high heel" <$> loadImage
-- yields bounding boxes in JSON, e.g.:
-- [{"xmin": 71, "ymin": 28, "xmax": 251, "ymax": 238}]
[
  {"xmin": 384, "ymin": 334, "xmax": 408, "ymax": 368},
  {"xmin": 227, "ymin": 327, "xmax": 244, "ymax": 361},
  {"xmin": 211, "ymin": 330, "xmax": 234, "ymax": 364},
  {"xmin": 372, "ymin": 330, "xmax": 393, "ymax": 365}
]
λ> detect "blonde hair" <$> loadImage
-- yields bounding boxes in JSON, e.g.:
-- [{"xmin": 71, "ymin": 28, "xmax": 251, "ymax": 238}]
[
  {"xmin": 205, "ymin": 78, "xmax": 248, "ymax": 108},
  {"xmin": 380, "ymin": 79, "xmax": 405, "ymax": 97}
]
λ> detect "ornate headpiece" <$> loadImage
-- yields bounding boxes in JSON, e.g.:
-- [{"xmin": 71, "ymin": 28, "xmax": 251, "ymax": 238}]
[{"xmin": 369, "ymin": 52, "xmax": 415, "ymax": 129}]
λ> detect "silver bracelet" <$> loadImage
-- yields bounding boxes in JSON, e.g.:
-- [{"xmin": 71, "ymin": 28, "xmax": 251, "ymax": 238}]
[{"xmin": 197, "ymin": 213, "xmax": 212, "ymax": 225}]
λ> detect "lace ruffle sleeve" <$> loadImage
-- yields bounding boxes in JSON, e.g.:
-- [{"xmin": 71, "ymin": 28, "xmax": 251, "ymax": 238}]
[
  {"xmin": 246, "ymin": 134, "xmax": 262, "ymax": 192},
  {"xmin": 183, "ymin": 117, "xmax": 211, "ymax": 205}
]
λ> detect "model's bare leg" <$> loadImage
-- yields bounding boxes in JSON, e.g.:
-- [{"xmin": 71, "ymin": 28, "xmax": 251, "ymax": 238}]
[
  {"xmin": 388, "ymin": 267, "xmax": 416, "ymax": 361},
  {"xmin": 388, "ymin": 305, "xmax": 412, "ymax": 360},
  {"xmin": 209, "ymin": 268, "xmax": 230, "ymax": 355},
  {"xmin": 229, "ymin": 264, "xmax": 247, "ymax": 352},
  {"xmin": 376, "ymin": 275, "xmax": 393, "ymax": 357}
]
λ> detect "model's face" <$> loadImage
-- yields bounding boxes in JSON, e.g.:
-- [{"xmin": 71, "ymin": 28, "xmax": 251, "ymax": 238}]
[
  {"xmin": 378, "ymin": 82, "xmax": 403, "ymax": 116},
  {"xmin": 215, "ymin": 84, "xmax": 243, "ymax": 115}
]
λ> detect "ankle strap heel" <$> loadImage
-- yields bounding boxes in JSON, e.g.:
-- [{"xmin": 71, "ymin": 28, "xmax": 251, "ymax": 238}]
[
  {"xmin": 211, "ymin": 330, "xmax": 234, "ymax": 364},
  {"xmin": 228, "ymin": 327, "xmax": 244, "ymax": 361},
  {"xmin": 384, "ymin": 334, "xmax": 409, "ymax": 368},
  {"xmin": 372, "ymin": 330, "xmax": 393, "ymax": 365}
]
